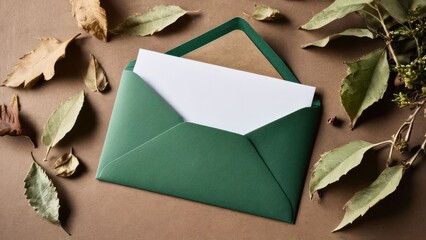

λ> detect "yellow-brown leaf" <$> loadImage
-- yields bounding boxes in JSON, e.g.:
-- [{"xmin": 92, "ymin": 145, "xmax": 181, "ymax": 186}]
[
  {"xmin": 84, "ymin": 54, "xmax": 108, "ymax": 92},
  {"xmin": 2, "ymin": 34, "xmax": 79, "ymax": 88},
  {"xmin": 70, "ymin": 0, "xmax": 108, "ymax": 41},
  {"xmin": 54, "ymin": 149, "xmax": 80, "ymax": 177}
]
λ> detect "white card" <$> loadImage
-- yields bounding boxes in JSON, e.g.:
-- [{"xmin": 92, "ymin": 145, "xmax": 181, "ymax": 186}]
[{"xmin": 133, "ymin": 49, "xmax": 315, "ymax": 135}]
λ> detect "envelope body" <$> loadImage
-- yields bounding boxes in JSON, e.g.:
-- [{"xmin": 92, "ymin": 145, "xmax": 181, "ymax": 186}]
[{"xmin": 96, "ymin": 18, "xmax": 320, "ymax": 224}]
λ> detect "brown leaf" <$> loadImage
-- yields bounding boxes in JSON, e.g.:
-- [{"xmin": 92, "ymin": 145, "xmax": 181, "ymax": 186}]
[
  {"xmin": 54, "ymin": 149, "xmax": 79, "ymax": 177},
  {"xmin": 70, "ymin": 0, "xmax": 108, "ymax": 41},
  {"xmin": 2, "ymin": 34, "xmax": 80, "ymax": 88},
  {"xmin": 0, "ymin": 94, "xmax": 23, "ymax": 136},
  {"xmin": 84, "ymin": 54, "xmax": 108, "ymax": 92}
]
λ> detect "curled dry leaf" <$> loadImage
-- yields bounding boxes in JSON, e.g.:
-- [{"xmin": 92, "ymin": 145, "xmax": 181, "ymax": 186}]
[
  {"xmin": 42, "ymin": 91, "xmax": 85, "ymax": 161},
  {"xmin": 2, "ymin": 34, "xmax": 80, "ymax": 88},
  {"xmin": 244, "ymin": 4, "xmax": 280, "ymax": 21},
  {"xmin": 84, "ymin": 54, "xmax": 108, "ymax": 92},
  {"xmin": 24, "ymin": 153, "xmax": 64, "ymax": 231},
  {"xmin": 0, "ymin": 94, "xmax": 34, "ymax": 146},
  {"xmin": 54, "ymin": 149, "xmax": 80, "ymax": 177},
  {"xmin": 111, "ymin": 5, "xmax": 196, "ymax": 36},
  {"xmin": 1, "ymin": 94, "xmax": 23, "ymax": 136},
  {"xmin": 70, "ymin": 0, "xmax": 108, "ymax": 41}
]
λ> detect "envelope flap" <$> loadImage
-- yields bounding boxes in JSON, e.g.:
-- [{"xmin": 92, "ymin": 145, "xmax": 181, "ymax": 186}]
[
  {"xmin": 96, "ymin": 70, "xmax": 183, "ymax": 172},
  {"xmin": 125, "ymin": 18, "xmax": 302, "ymax": 84},
  {"xmin": 98, "ymin": 122, "xmax": 294, "ymax": 222},
  {"xmin": 246, "ymin": 106, "xmax": 321, "ymax": 221}
]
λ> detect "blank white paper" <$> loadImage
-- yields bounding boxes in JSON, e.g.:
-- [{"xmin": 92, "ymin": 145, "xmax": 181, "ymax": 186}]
[{"xmin": 133, "ymin": 49, "xmax": 315, "ymax": 135}]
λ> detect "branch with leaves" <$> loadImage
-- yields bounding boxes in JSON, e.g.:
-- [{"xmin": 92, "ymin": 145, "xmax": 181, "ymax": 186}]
[{"xmin": 301, "ymin": 0, "xmax": 426, "ymax": 232}]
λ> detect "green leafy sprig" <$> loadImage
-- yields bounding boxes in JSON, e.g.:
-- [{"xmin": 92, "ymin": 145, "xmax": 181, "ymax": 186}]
[{"xmin": 301, "ymin": 0, "xmax": 426, "ymax": 232}]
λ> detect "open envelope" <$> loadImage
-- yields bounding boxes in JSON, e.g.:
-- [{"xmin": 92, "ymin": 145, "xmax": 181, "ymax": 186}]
[{"xmin": 96, "ymin": 18, "xmax": 321, "ymax": 223}]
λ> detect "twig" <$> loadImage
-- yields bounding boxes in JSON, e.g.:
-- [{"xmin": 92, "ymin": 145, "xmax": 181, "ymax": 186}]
[
  {"xmin": 407, "ymin": 20, "xmax": 422, "ymax": 58},
  {"xmin": 404, "ymin": 138, "xmax": 426, "ymax": 167},
  {"xmin": 359, "ymin": 9, "xmax": 382, "ymax": 23},
  {"xmin": 387, "ymin": 100, "xmax": 426, "ymax": 165},
  {"xmin": 372, "ymin": 3, "xmax": 400, "ymax": 67}
]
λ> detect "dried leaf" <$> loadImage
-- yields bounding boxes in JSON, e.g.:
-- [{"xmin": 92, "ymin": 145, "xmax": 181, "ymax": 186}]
[
  {"xmin": 2, "ymin": 34, "xmax": 80, "ymax": 88},
  {"xmin": 24, "ymin": 155, "xmax": 61, "ymax": 225},
  {"xmin": 84, "ymin": 54, "xmax": 108, "ymax": 92},
  {"xmin": 0, "ymin": 94, "xmax": 23, "ymax": 136},
  {"xmin": 340, "ymin": 48, "xmax": 390, "ymax": 128},
  {"xmin": 111, "ymin": 5, "xmax": 193, "ymax": 36},
  {"xmin": 333, "ymin": 165, "xmax": 405, "ymax": 232},
  {"xmin": 42, "ymin": 91, "xmax": 85, "ymax": 161},
  {"xmin": 70, "ymin": 0, "xmax": 108, "ymax": 41},
  {"xmin": 310, "ymin": 141, "xmax": 384, "ymax": 199},
  {"xmin": 301, "ymin": 0, "xmax": 373, "ymax": 30},
  {"xmin": 244, "ymin": 4, "xmax": 280, "ymax": 21},
  {"xmin": 301, "ymin": 28, "xmax": 375, "ymax": 48},
  {"xmin": 54, "ymin": 149, "xmax": 80, "ymax": 177}
]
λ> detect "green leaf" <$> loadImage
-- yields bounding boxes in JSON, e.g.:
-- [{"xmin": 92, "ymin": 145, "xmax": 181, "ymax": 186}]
[
  {"xmin": 340, "ymin": 48, "xmax": 390, "ymax": 128},
  {"xmin": 301, "ymin": 0, "xmax": 373, "ymax": 30},
  {"xmin": 380, "ymin": 0, "xmax": 410, "ymax": 23},
  {"xmin": 42, "ymin": 90, "xmax": 84, "ymax": 161},
  {"xmin": 244, "ymin": 4, "xmax": 280, "ymax": 21},
  {"xmin": 302, "ymin": 28, "xmax": 375, "ymax": 48},
  {"xmin": 310, "ymin": 141, "xmax": 383, "ymax": 199},
  {"xmin": 380, "ymin": 0, "xmax": 425, "ymax": 23},
  {"xmin": 24, "ymin": 159, "xmax": 60, "ymax": 225},
  {"xmin": 333, "ymin": 164, "xmax": 405, "ymax": 232},
  {"xmin": 357, "ymin": 5, "xmax": 382, "ymax": 32},
  {"xmin": 111, "ymin": 5, "xmax": 194, "ymax": 36}
]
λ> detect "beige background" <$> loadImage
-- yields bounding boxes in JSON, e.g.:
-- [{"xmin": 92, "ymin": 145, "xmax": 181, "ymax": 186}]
[{"xmin": 1, "ymin": 0, "xmax": 425, "ymax": 239}]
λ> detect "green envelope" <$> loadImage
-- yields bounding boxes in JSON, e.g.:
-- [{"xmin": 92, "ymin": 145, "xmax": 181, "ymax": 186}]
[{"xmin": 96, "ymin": 18, "xmax": 321, "ymax": 223}]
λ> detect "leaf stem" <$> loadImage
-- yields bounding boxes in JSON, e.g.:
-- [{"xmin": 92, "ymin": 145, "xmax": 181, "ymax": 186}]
[
  {"xmin": 372, "ymin": 3, "xmax": 400, "ymax": 67},
  {"xmin": 60, "ymin": 224, "xmax": 71, "ymax": 236},
  {"xmin": 377, "ymin": 140, "xmax": 393, "ymax": 146},
  {"xmin": 30, "ymin": 152, "xmax": 38, "ymax": 164},
  {"xmin": 187, "ymin": 9, "xmax": 201, "ymax": 14},
  {"xmin": 387, "ymin": 100, "xmax": 426, "ymax": 165},
  {"xmin": 44, "ymin": 147, "xmax": 51, "ymax": 161},
  {"xmin": 407, "ymin": 20, "xmax": 422, "ymax": 58},
  {"xmin": 404, "ymin": 138, "xmax": 426, "ymax": 167},
  {"xmin": 359, "ymin": 9, "xmax": 382, "ymax": 24}
]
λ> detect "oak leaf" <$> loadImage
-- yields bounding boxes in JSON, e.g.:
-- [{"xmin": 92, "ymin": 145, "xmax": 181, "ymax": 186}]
[
  {"xmin": 2, "ymin": 34, "xmax": 80, "ymax": 88},
  {"xmin": 54, "ymin": 149, "xmax": 80, "ymax": 177},
  {"xmin": 70, "ymin": 0, "xmax": 108, "ymax": 41},
  {"xmin": 42, "ymin": 91, "xmax": 85, "ymax": 161},
  {"xmin": 84, "ymin": 54, "xmax": 108, "ymax": 92},
  {"xmin": 111, "ymin": 5, "xmax": 195, "ymax": 36}
]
